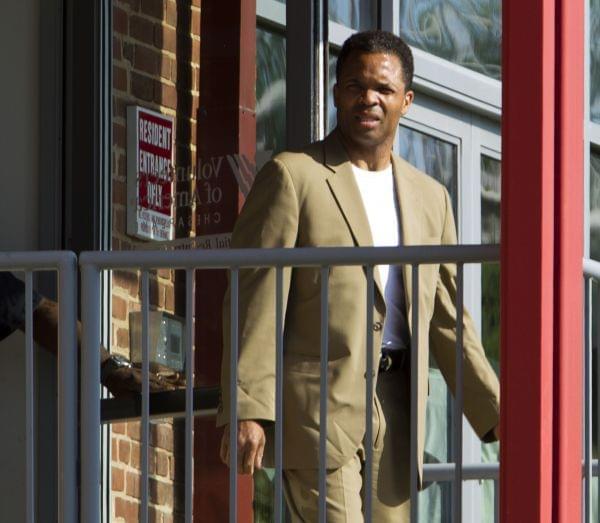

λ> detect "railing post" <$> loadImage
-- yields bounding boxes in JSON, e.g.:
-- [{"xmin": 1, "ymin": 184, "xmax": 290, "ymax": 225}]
[
  {"xmin": 25, "ymin": 271, "xmax": 35, "ymax": 523},
  {"xmin": 80, "ymin": 264, "xmax": 102, "ymax": 523},
  {"xmin": 58, "ymin": 254, "xmax": 79, "ymax": 523}
]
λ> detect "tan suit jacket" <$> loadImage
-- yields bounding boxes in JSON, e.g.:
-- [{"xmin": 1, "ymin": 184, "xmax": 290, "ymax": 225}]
[{"xmin": 217, "ymin": 131, "xmax": 500, "ymax": 487}]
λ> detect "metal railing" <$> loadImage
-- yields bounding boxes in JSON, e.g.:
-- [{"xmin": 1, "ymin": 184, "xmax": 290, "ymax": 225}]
[
  {"xmin": 80, "ymin": 244, "xmax": 504, "ymax": 523},
  {"xmin": 0, "ymin": 252, "xmax": 78, "ymax": 523},
  {"xmin": 2, "ymin": 248, "xmax": 597, "ymax": 521}
]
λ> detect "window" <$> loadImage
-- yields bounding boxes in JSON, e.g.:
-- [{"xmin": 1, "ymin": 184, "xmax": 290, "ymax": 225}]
[
  {"xmin": 328, "ymin": 52, "xmax": 338, "ymax": 133},
  {"xmin": 591, "ymin": 151, "xmax": 600, "ymax": 259},
  {"xmin": 329, "ymin": 0, "xmax": 376, "ymax": 31},
  {"xmin": 399, "ymin": 0, "xmax": 502, "ymax": 80},
  {"xmin": 481, "ymin": 155, "xmax": 500, "ymax": 371},
  {"xmin": 274, "ymin": 0, "xmax": 376, "ymax": 30},
  {"xmin": 397, "ymin": 125, "xmax": 459, "ymax": 211},
  {"xmin": 256, "ymin": 27, "xmax": 287, "ymax": 156}
]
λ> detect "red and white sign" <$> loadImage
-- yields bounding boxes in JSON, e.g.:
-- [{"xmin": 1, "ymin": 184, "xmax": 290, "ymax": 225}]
[{"xmin": 127, "ymin": 106, "xmax": 175, "ymax": 241}]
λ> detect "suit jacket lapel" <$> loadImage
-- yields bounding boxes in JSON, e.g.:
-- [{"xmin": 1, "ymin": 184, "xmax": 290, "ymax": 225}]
[
  {"xmin": 322, "ymin": 133, "xmax": 385, "ymax": 302},
  {"xmin": 391, "ymin": 153, "xmax": 423, "ymax": 318}
]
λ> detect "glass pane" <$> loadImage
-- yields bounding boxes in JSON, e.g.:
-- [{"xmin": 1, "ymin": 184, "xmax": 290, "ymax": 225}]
[
  {"xmin": 592, "ymin": 0, "xmax": 600, "ymax": 123},
  {"xmin": 480, "ymin": 155, "xmax": 500, "ymax": 366},
  {"xmin": 397, "ymin": 126, "xmax": 458, "ymax": 212},
  {"xmin": 591, "ymin": 151, "xmax": 600, "ymax": 513},
  {"xmin": 256, "ymin": 27, "xmax": 287, "ymax": 157},
  {"xmin": 329, "ymin": 0, "xmax": 376, "ymax": 31},
  {"xmin": 591, "ymin": 152, "xmax": 600, "ymax": 260},
  {"xmin": 274, "ymin": 0, "xmax": 376, "ymax": 30},
  {"xmin": 399, "ymin": 0, "xmax": 502, "ymax": 80},
  {"xmin": 328, "ymin": 52, "xmax": 338, "ymax": 133}
]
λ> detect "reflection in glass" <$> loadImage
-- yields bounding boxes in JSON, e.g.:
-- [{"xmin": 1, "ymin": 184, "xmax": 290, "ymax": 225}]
[
  {"xmin": 274, "ymin": 0, "xmax": 376, "ymax": 30},
  {"xmin": 329, "ymin": 0, "xmax": 376, "ymax": 30},
  {"xmin": 591, "ymin": 152, "xmax": 600, "ymax": 259},
  {"xmin": 592, "ymin": 153, "xmax": 600, "ymax": 471},
  {"xmin": 399, "ymin": 0, "xmax": 502, "ymax": 80},
  {"xmin": 328, "ymin": 52, "xmax": 338, "ymax": 133},
  {"xmin": 481, "ymin": 155, "xmax": 501, "ymax": 244},
  {"xmin": 397, "ymin": 126, "xmax": 458, "ymax": 212},
  {"xmin": 592, "ymin": 0, "xmax": 600, "ymax": 123},
  {"xmin": 256, "ymin": 28, "xmax": 286, "ymax": 156},
  {"xmin": 480, "ymin": 155, "xmax": 500, "ymax": 366}
]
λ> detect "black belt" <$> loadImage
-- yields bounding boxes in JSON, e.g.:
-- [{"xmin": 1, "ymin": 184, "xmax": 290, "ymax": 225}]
[{"xmin": 379, "ymin": 348, "xmax": 410, "ymax": 374}]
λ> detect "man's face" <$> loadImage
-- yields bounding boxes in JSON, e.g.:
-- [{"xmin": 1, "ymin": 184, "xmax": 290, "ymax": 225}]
[{"xmin": 333, "ymin": 51, "xmax": 413, "ymax": 150}]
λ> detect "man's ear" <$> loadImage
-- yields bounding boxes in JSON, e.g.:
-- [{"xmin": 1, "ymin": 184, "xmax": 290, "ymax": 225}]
[
  {"xmin": 333, "ymin": 83, "xmax": 339, "ymax": 108},
  {"xmin": 401, "ymin": 89, "xmax": 414, "ymax": 116}
]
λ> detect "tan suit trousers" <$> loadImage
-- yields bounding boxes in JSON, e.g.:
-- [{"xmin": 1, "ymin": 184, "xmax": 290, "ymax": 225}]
[{"xmin": 283, "ymin": 365, "xmax": 411, "ymax": 522}]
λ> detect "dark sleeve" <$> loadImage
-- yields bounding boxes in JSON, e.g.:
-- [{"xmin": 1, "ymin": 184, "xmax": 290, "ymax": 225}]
[{"xmin": 0, "ymin": 272, "xmax": 42, "ymax": 341}]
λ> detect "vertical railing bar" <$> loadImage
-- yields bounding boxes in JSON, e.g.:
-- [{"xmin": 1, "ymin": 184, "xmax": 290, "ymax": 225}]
[
  {"xmin": 274, "ymin": 266, "xmax": 284, "ymax": 523},
  {"xmin": 364, "ymin": 265, "xmax": 375, "ymax": 523},
  {"xmin": 410, "ymin": 264, "xmax": 420, "ymax": 522},
  {"xmin": 229, "ymin": 268, "xmax": 239, "ymax": 523},
  {"xmin": 596, "ymin": 279, "xmax": 600, "ymax": 520},
  {"xmin": 141, "ymin": 271, "xmax": 150, "ymax": 523},
  {"xmin": 58, "ymin": 260, "xmax": 78, "ymax": 523},
  {"xmin": 184, "ymin": 268, "xmax": 195, "ymax": 523},
  {"xmin": 81, "ymin": 265, "xmax": 102, "ymax": 523},
  {"xmin": 319, "ymin": 266, "xmax": 330, "ymax": 523},
  {"xmin": 584, "ymin": 276, "xmax": 592, "ymax": 523},
  {"xmin": 494, "ymin": 479, "xmax": 499, "ymax": 523},
  {"xmin": 453, "ymin": 263, "xmax": 464, "ymax": 522},
  {"xmin": 25, "ymin": 271, "xmax": 34, "ymax": 523}
]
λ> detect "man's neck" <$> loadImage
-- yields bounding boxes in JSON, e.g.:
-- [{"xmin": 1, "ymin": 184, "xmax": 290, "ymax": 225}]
[{"xmin": 336, "ymin": 129, "xmax": 393, "ymax": 171}]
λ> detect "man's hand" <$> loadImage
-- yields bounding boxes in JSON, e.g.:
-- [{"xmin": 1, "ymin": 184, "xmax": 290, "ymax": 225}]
[
  {"xmin": 102, "ymin": 365, "xmax": 181, "ymax": 399},
  {"xmin": 219, "ymin": 420, "xmax": 266, "ymax": 475}
]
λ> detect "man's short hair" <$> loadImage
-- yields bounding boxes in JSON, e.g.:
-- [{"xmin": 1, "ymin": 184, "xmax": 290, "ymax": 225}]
[{"xmin": 336, "ymin": 30, "xmax": 414, "ymax": 90}]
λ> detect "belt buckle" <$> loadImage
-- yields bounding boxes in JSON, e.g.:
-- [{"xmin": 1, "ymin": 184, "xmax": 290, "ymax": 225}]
[{"xmin": 379, "ymin": 353, "xmax": 393, "ymax": 373}]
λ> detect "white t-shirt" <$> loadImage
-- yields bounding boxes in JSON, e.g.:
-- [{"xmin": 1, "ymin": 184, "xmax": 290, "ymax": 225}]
[{"xmin": 351, "ymin": 163, "xmax": 400, "ymax": 289}]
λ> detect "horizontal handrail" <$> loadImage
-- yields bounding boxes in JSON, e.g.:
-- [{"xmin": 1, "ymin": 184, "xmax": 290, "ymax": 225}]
[
  {"xmin": 423, "ymin": 463, "xmax": 499, "ymax": 482},
  {"xmin": 0, "ymin": 250, "xmax": 77, "ymax": 271},
  {"xmin": 80, "ymin": 244, "xmax": 500, "ymax": 270},
  {"xmin": 422, "ymin": 461, "xmax": 599, "ymax": 483}
]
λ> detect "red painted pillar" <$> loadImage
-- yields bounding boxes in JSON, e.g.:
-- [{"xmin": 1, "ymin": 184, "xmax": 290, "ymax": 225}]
[
  {"xmin": 500, "ymin": 0, "xmax": 556, "ymax": 521},
  {"xmin": 193, "ymin": 0, "xmax": 256, "ymax": 521},
  {"xmin": 553, "ymin": 0, "xmax": 585, "ymax": 520}
]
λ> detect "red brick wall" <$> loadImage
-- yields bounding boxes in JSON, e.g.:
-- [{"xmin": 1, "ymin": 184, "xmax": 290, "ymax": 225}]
[{"xmin": 111, "ymin": 0, "xmax": 200, "ymax": 520}]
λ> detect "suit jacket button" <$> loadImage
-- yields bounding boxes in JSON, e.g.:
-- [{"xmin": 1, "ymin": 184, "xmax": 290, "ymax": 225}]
[{"xmin": 373, "ymin": 322, "xmax": 382, "ymax": 331}]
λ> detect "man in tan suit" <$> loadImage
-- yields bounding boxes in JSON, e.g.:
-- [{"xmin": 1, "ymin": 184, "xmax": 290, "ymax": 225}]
[{"xmin": 218, "ymin": 30, "xmax": 500, "ymax": 521}]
